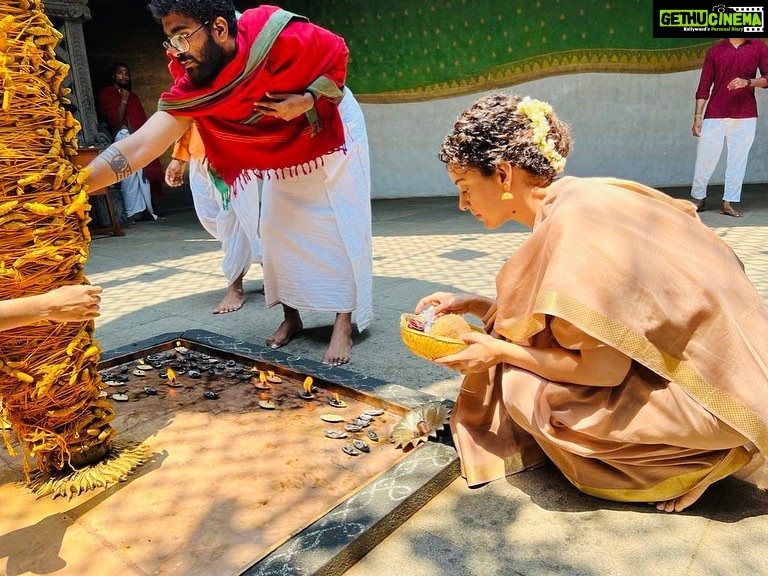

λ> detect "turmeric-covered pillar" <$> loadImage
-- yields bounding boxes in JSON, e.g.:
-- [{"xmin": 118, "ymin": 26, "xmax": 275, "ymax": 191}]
[{"xmin": 0, "ymin": 0, "xmax": 146, "ymax": 499}]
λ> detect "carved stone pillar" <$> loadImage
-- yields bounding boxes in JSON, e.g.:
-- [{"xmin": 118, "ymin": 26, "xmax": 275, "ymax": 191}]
[
  {"xmin": 43, "ymin": 0, "xmax": 109, "ymax": 147},
  {"xmin": 42, "ymin": 0, "xmax": 122, "ymax": 226}
]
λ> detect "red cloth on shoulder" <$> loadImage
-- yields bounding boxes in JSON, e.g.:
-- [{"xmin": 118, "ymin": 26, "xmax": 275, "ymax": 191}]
[{"xmin": 157, "ymin": 5, "xmax": 348, "ymax": 185}]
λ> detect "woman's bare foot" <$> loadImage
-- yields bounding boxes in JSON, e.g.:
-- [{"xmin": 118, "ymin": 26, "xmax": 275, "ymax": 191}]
[
  {"xmin": 654, "ymin": 484, "xmax": 708, "ymax": 513},
  {"xmin": 266, "ymin": 307, "xmax": 303, "ymax": 349},
  {"xmin": 654, "ymin": 447, "xmax": 748, "ymax": 513},
  {"xmin": 322, "ymin": 313, "xmax": 352, "ymax": 366},
  {"xmin": 213, "ymin": 286, "xmax": 245, "ymax": 314}
]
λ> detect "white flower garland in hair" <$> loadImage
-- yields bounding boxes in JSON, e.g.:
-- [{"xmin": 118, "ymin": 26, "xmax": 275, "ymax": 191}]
[{"xmin": 516, "ymin": 97, "xmax": 567, "ymax": 174}]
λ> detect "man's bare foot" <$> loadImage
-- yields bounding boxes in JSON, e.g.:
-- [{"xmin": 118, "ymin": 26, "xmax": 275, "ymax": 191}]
[
  {"xmin": 322, "ymin": 313, "xmax": 352, "ymax": 366},
  {"xmin": 213, "ymin": 287, "xmax": 245, "ymax": 314},
  {"xmin": 720, "ymin": 201, "xmax": 743, "ymax": 218},
  {"xmin": 266, "ymin": 308, "xmax": 303, "ymax": 349}
]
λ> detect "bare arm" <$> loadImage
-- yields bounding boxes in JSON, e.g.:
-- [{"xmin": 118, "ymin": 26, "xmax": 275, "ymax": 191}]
[
  {"xmin": 254, "ymin": 92, "xmax": 315, "ymax": 121},
  {"xmin": 117, "ymin": 88, "xmax": 130, "ymax": 129},
  {"xmin": 438, "ymin": 332, "xmax": 632, "ymax": 386},
  {"xmin": 0, "ymin": 285, "xmax": 102, "ymax": 332},
  {"xmin": 165, "ymin": 125, "xmax": 193, "ymax": 186},
  {"xmin": 692, "ymin": 97, "xmax": 707, "ymax": 137},
  {"xmin": 87, "ymin": 111, "xmax": 193, "ymax": 190},
  {"xmin": 414, "ymin": 291, "xmax": 495, "ymax": 320},
  {"xmin": 497, "ymin": 340, "xmax": 632, "ymax": 386}
]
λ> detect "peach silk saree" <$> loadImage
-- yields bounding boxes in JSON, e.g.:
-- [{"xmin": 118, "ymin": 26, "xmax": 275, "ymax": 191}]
[{"xmin": 451, "ymin": 176, "xmax": 768, "ymax": 503}]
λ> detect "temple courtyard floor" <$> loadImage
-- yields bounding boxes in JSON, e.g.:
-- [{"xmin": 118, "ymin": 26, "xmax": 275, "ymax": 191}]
[{"xmin": 3, "ymin": 184, "xmax": 767, "ymax": 575}]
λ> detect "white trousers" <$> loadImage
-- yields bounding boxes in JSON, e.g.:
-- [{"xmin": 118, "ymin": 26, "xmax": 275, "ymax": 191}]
[
  {"xmin": 260, "ymin": 89, "xmax": 373, "ymax": 332},
  {"xmin": 189, "ymin": 159, "xmax": 262, "ymax": 285},
  {"xmin": 691, "ymin": 117, "xmax": 757, "ymax": 203},
  {"xmin": 115, "ymin": 128, "xmax": 157, "ymax": 219}
]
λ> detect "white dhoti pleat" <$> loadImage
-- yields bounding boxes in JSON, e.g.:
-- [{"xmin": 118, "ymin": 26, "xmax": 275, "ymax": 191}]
[
  {"xmin": 115, "ymin": 128, "xmax": 157, "ymax": 220},
  {"xmin": 260, "ymin": 89, "xmax": 372, "ymax": 332},
  {"xmin": 189, "ymin": 158, "xmax": 262, "ymax": 286}
]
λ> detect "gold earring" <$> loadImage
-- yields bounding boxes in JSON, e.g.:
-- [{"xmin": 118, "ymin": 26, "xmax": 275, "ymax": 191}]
[{"xmin": 501, "ymin": 183, "xmax": 513, "ymax": 200}]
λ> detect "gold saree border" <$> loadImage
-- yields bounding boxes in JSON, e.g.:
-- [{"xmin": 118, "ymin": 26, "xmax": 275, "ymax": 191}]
[
  {"xmin": 499, "ymin": 290, "xmax": 768, "ymax": 457},
  {"xmin": 461, "ymin": 445, "xmax": 547, "ymax": 487},
  {"xmin": 354, "ymin": 44, "xmax": 712, "ymax": 104},
  {"xmin": 570, "ymin": 446, "xmax": 752, "ymax": 502}
]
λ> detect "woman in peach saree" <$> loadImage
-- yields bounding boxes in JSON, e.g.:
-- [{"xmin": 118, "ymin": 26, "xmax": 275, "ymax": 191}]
[{"xmin": 415, "ymin": 93, "xmax": 768, "ymax": 512}]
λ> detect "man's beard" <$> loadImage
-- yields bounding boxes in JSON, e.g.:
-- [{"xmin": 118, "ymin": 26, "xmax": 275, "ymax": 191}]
[
  {"xmin": 115, "ymin": 79, "xmax": 132, "ymax": 91},
  {"xmin": 181, "ymin": 39, "xmax": 228, "ymax": 88}
]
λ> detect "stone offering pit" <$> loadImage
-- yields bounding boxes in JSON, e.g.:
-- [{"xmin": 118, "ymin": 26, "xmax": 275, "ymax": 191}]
[{"xmin": 0, "ymin": 330, "xmax": 459, "ymax": 576}]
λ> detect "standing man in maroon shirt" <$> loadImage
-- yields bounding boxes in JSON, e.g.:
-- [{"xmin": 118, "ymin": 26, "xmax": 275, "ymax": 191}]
[{"xmin": 690, "ymin": 38, "xmax": 768, "ymax": 217}]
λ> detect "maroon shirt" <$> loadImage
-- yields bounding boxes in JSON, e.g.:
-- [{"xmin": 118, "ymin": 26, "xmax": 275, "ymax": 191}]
[{"xmin": 695, "ymin": 39, "xmax": 768, "ymax": 119}]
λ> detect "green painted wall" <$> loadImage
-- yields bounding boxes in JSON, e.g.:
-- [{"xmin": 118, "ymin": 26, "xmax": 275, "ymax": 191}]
[{"xmin": 255, "ymin": 0, "xmax": 713, "ymax": 101}]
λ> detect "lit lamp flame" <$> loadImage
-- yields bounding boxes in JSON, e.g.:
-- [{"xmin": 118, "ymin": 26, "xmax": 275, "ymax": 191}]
[
  {"xmin": 328, "ymin": 391, "xmax": 347, "ymax": 408},
  {"xmin": 265, "ymin": 370, "xmax": 282, "ymax": 383},
  {"xmin": 298, "ymin": 376, "xmax": 316, "ymax": 400},
  {"xmin": 166, "ymin": 367, "xmax": 181, "ymax": 387},
  {"xmin": 254, "ymin": 371, "xmax": 271, "ymax": 390}
]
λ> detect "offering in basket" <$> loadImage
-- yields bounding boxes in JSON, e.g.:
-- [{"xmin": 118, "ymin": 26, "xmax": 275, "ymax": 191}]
[{"xmin": 400, "ymin": 307, "xmax": 484, "ymax": 361}]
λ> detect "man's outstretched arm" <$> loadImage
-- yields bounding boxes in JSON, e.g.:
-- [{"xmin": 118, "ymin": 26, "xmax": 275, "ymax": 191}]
[{"xmin": 87, "ymin": 110, "xmax": 193, "ymax": 190}]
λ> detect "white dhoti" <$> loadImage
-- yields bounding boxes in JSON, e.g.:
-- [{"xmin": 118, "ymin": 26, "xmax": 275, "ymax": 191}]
[
  {"xmin": 115, "ymin": 128, "xmax": 157, "ymax": 220},
  {"xmin": 260, "ymin": 89, "xmax": 373, "ymax": 332},
  {"xmin": 189, "ymin": 158, "xmax": 262, "ymax": 285}
]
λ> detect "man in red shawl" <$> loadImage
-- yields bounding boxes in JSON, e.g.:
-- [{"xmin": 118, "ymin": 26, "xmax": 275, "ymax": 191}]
[
  {"xmin": 96, "ymin": 62, "xmax": 165, "ymax": 212},
  {"xmin": 85, "ymin": 1, "xmax": 372, "ymax": 367}
]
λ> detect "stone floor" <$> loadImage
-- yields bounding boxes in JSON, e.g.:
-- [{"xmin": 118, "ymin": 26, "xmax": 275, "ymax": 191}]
[{"xmin": 79, "ymin": 183, "xmax": 768, "ymax": 576}]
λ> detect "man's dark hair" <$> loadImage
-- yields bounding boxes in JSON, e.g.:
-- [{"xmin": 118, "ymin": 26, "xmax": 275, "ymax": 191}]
[
  {"xmin": 110, "ymin": 61, "xmax": 130, "ymax": 75},
  {"xmin": 147, "ymin": 0, "xmax": 238, "ymax": 32}
]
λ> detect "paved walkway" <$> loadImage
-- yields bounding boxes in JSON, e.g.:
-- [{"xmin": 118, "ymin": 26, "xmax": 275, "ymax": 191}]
[{"xmin": 85, "ymin": 183, "xmax": 768, "ymax": 576}]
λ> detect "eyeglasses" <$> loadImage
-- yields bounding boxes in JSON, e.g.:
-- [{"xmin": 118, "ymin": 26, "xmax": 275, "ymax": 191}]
[{"xmin": 163, "ymin": 21, "xmax": 210, "ymax": 55}]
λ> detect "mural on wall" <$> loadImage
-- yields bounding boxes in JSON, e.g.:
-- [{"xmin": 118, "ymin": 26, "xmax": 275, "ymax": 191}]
[{"xmin": 266, "ymin": 0, "xmax": 714, "ymax": 102}]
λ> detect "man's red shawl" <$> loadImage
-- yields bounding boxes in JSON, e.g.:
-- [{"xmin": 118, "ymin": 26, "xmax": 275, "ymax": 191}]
[{"xmin": 157, "ymin": 6, "xmax": 348, "ymax": 185}]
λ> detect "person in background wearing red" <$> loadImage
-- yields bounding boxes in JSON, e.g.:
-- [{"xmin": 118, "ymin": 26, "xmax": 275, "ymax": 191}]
[{"xmin": 97, "ymin": 62, "xmax": 165, "ymax": 221}]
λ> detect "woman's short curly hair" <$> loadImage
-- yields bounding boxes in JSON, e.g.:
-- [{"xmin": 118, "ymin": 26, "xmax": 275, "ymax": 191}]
[
  {"xmin": 439, "ymin": 93, "xmax": 572, "ymax": 185},
  {"xmin": 148, "ymin": 0, "xmax": 237, "ymax": 32}
]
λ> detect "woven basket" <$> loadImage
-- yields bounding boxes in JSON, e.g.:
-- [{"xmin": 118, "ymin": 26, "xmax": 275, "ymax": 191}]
[{"xmin": 400, "ymin": 313, "xmax": 485, "ymax": 361}]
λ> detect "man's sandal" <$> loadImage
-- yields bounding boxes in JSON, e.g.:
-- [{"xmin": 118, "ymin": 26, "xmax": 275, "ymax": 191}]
[
  {"xmin": 720, "ymin": 203, "xmax": 743, "ymax": 218},
  {"xmin": 691, "ymin": 198, "xmax": 706, "ymax": 212}
]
